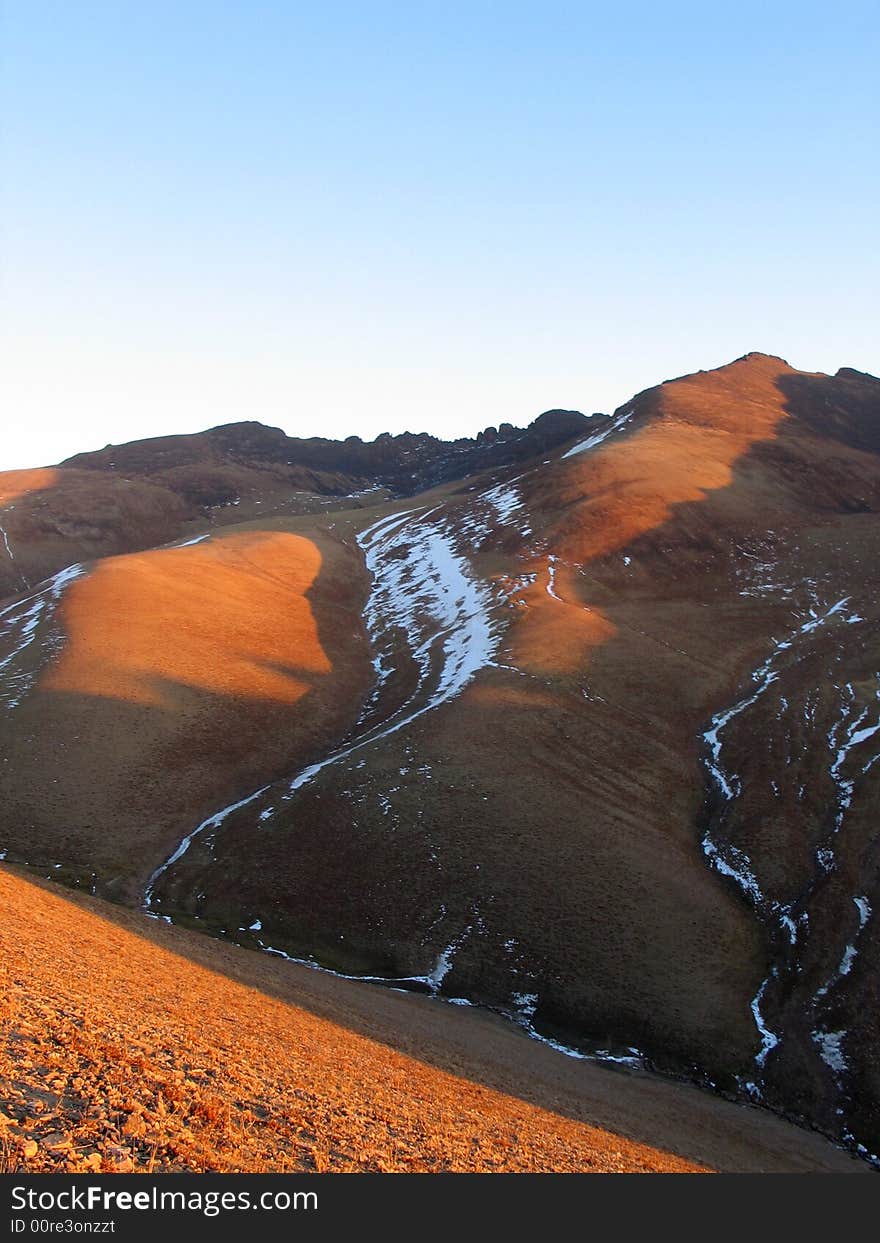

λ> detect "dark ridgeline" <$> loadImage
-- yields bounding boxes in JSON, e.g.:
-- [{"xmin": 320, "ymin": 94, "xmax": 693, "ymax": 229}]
[{"xmin": 62, "ymin": 408, "xmax": 593, "ymax": 497}]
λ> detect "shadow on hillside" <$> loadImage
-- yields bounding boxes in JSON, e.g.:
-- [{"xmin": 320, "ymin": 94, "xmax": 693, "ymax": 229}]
[{"xmin": 776, "ymin": 367, "xmax": 880, "ymax": 456}]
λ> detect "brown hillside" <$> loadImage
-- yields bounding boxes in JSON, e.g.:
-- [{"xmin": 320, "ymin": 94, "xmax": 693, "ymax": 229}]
[
  {"xmin": 0, "ymin": 526, "xmax": 372, "ymax": 902},
  {"xmin": 0, "ymin": 467, "xmax": 188, "ymax": 599},
  {"xmin": 0, "ymin": 410, "xmax": 587, "ymax": 602}
]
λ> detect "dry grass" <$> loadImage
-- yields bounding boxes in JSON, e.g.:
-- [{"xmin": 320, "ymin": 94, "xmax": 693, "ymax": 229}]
[{"xmin": 43, "ymin": 530, "xmax": 331, "ymax": 707}]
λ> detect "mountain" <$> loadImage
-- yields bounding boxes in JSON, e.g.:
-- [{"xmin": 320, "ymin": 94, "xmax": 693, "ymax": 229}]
[{"xmin": 2, "ymin": 352, "xmax": 879, "ymax": 1168}]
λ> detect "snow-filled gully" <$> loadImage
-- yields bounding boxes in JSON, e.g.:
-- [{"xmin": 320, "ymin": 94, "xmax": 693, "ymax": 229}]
[
  {"xmin": 249, "ymin": 918, "xmax": 476, "ymax": 1001},
  {"xmin": 700, "ymin": 588, "xmax": 877, "ymax": 1131},
  {"xmin": 0, "ymin": 563, "xmax": 85, "ymax": 710},
  {"xmin": 0, "ymin": 525, "xmax": 12, "ymax": 562}
]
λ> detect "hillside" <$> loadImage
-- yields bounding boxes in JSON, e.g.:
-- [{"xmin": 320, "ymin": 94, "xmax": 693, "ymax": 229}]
[
  {"xmin": 2, "ymin": 352, "xmax": 880, "ymax": 1167},
  {"xmin": 0, "ymin": 866, "xmax": 862, "ymax": 1174},
  {"xmin": 0, "ymin": 526, "xmax": 372, "ymax": 900}
]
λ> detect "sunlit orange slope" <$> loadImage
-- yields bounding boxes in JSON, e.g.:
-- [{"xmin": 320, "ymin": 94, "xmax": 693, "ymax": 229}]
[
  {"xmin": 44, "ymin": 531, "xmax": 330, "ymax": 707},
  {"xmin": 533, "ymin": 352, "xmax": 880, "ymax": 576},
  {"xmin": 553, "ymin": 353, "xmax": 792, "ymax": 563},
  {"xmin": 508, "ymin": 354, "xmax": 809, "ymax": 672},
  {"xmin": 0, "ymin": 468, "xmax": 59, "ymax": 507}
]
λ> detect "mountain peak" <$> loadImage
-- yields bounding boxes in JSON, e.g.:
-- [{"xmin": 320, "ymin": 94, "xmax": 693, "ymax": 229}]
[{"xmin": 730, "ymin": 351, "xmax": 791, "ymax": 367}]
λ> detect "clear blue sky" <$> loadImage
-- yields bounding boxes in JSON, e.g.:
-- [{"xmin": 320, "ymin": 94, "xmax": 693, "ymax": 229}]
[{"xmin": 2, "ymin": 1, "xmax": 878, "ymax": 468}]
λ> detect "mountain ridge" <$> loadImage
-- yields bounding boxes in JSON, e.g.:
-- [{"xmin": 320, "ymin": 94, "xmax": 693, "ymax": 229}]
[{"xmin": 0, "ymin": 407, "xmax": 592, "ymax": 600}]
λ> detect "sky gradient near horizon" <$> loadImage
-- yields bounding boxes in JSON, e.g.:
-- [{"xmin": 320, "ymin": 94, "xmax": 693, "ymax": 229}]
[{"xmin": 2, "ymin": 1, "xmax": 878, "ymax": 468}]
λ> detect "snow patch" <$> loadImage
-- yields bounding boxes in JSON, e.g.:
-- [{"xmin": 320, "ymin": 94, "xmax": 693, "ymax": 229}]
[
  {"xmin": 562, "ymin": 409, "xmax": 634, "ymax": 459},
  {"xmin": 171, "ymin": 534, "xmax": 211, "ymax": 549},
  {"xmin": 815, "ymin": 895, "xmax": 873, "ymax": 1002},
  {"xmin": 813, "ymin": 1029, "xmax": 848, "ymax": 1074},
  {"xmin": 546, "ymin": 555, "xmax": 562, "ymax": 602},
  {"xmin": 0, "ymin": 563, "xmax": 86, "ymax": 709},
  {"xmin": 0, "ymin": 524, "xmax": 16, "ymax": 565},
  {"xmin": 270, "ymin": 508, "xmax": 500, "ymax": 797},
  {"xmin": 854, "ymin": 896, "xmax": 872, "ymax": 928},
  {"xmin": 481, "ymin": 481, "xmax": 524, "ymax": 525}
]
